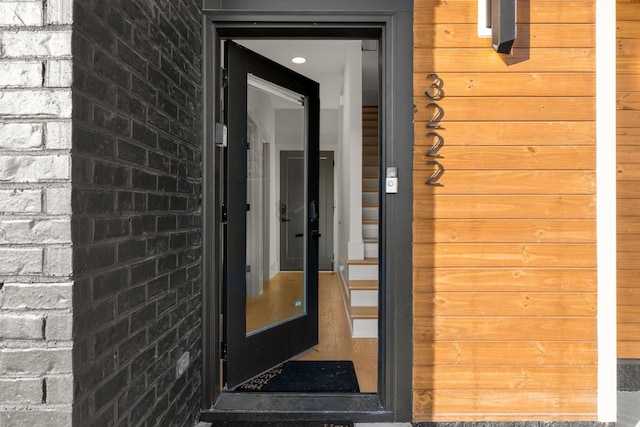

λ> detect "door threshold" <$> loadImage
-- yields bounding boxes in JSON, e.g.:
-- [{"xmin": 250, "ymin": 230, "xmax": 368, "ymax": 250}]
[{"xmin": 200, "ymin": 393, "xmax": 393, "ymax": 423}]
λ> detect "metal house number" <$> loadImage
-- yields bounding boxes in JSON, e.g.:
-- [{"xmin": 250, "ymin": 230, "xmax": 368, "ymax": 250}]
[{"xmin": 425, "ymin": 73, "xmax": 445, "ymax": 186}]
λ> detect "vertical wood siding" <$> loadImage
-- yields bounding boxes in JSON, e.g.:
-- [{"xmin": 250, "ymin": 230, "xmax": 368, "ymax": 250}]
[
  {"xmin": 413, "ymin": 0, "xmax": 598, "ymax": 420},
  {"xmin": 617, "ymin": 0, "xmax": 640, "ymax": 359}
]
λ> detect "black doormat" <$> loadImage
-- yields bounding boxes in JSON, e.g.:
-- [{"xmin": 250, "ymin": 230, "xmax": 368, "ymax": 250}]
[{"xmin": 236, "ymin": 360, "xmax": 360, "ymax": 393}]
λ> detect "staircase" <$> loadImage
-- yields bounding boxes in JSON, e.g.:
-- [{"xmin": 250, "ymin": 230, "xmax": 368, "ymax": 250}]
[{"xmin": 339, "ymin": 106, "xmax": 379, "ymax": 338}]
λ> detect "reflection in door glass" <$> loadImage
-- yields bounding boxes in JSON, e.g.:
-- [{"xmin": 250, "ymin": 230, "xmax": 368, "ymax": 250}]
[{"xmin": 246, "ymin": 76, "xmax": 307, "ymax": 336}]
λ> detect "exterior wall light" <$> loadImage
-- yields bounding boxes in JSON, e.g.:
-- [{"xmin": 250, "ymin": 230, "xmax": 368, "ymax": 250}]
[{"xmin": 478, "ymin": 0, "xmax": 517, "ymax": 54}]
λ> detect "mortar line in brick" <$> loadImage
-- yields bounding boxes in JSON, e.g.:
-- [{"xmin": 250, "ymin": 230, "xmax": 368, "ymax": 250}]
[{"xmin": 42, "ymin": 377, "xmax": 47, "ymax": 403}]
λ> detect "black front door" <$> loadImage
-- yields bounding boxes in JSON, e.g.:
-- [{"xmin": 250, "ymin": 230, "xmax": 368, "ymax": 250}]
[{"xmin": 222, "ymin": 41, "xmax": 321, "ymax": 389}]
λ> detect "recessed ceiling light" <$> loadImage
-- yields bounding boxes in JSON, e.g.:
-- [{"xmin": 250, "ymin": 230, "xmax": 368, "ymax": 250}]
[{"xmin": 291, "ymin": 57, "xmax": 306, "ymax": 64}]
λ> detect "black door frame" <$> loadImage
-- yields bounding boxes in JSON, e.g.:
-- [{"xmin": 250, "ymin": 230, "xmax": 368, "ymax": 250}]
[{"xmin": 201, "ymin": 0, "xmax": 414, "ymax": 422}]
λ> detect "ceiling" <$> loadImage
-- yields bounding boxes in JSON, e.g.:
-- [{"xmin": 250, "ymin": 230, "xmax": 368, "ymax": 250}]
[{"xmin": 237, "ymin": 40, "xmax": 377, "ymax": 109}]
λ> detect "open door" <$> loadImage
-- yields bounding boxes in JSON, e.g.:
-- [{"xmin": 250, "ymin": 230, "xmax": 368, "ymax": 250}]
[{"xmin": 222, "ymin": 41, "xmax": 321, "ymax": 389}]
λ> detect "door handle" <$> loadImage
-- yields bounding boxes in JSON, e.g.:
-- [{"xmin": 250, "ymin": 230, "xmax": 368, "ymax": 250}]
[
  {"xmin": 295, "ymin": 233, "xmax": 304, "ymax": 238},
  {"xmin": 310, "ymin": 200, "xmax": 319, "ymax": 223},
  {"xmin": 311, "ymin": 230, "xmax": 321, "ymax": 239},
  {"xmin": 280, "ymin": 203, "xmax": 290, "ymax": 222}
]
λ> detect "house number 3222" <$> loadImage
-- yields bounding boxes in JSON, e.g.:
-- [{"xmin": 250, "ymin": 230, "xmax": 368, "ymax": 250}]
[{"xmin": 425, "ymin": 73, "xmax": 445, "ymax": 186}]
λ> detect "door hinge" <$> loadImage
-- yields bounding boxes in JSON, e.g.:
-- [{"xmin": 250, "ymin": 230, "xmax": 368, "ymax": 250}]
[
  {"xmin": 215, "ymin": 122, "xmax": 227, "ymax": 148},
  {"xmin": 221, "ymin": 204, "xmax": 228, "ymax": 223},
  {"xmin": 221, "ymin": 67, "xmax": 228, "ymax": 88},
  {"xmin": 221, "ymin": 341, "xmax": 227, "ymax": 360}
]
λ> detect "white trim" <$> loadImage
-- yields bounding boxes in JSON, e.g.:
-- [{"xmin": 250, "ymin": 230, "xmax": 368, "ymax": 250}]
[
  {"xmin": 477, "ymin": 0, "xmax": 491, "ymax": 37},
  {"xmin": 596, "ymin": 0, "xmax": 617, "ymax": 421}
]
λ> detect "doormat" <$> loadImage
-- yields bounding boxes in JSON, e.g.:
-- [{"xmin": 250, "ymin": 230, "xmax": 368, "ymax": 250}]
[{"xmin": 236, "ymin": 360, "xmax": 360, "ymax": 393}]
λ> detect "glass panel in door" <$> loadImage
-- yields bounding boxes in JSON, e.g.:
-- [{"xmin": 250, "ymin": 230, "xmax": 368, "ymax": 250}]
[{"xmin": 245, "ymin": 78, "xmax": 307, "ymax": 336}]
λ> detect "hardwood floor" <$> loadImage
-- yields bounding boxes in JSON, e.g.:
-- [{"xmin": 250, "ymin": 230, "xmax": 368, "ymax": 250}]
[
  {"xmin": 296, "ymin": 273, "xmax": 378, "ymax": 393},
  {"xmin": 246, "ymin": 272, "xmax": 304, "ymax": 334},
  {"xmin": 246, "ymin": 272, "xmax": 378, "ymax": 392}
]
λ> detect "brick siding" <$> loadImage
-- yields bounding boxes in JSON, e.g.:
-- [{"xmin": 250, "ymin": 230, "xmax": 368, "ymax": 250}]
[
  {"xmin": 0, "ymin": 0, "xmax": 74, "ymax": 424},
  {"xmin": 71, "ymin": 0, "xmax": 202, "ymax": 426}
]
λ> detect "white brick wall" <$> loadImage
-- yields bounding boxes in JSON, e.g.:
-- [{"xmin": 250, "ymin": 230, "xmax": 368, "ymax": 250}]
[
  {"xmin": 0, "ymin": 62, "xmax": 43, "ymax": 87},
  {"xmin": 0, "ymin": 155, "xmax": 70, "ymax": 182},
  {"xmin": 0, "ymin": 283, "xmax": 72, "ymax": 310},
  {"xmin": 0, "ymin": 123, "xmax": 43, "ymax": 150},
  {"xmin": 0, "ymin": 0, "xmax": 73, "ymax": 422},
  {"xmin": 0, "ymin": 31, "xmax": 72, "ymax": 57},
  {"xmin": 0, "ymin": 189, "xmax": 42, "ymax": 213},
  {"xmin": 0, "ymin": 89, "xmax": 72, "ymax": 117},
  {"xmin": 0, "ymin": 3, "xmax": 43, "ymax": 27}
]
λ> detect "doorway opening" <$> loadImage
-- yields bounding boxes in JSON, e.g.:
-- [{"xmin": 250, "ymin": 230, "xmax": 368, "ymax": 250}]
[
  {"xmin": 201, "ymin": 3, "xmax": 413, "ymax": 421},
  {"xmin": 231, "ymin": 39, "xmax": 381, "ymax": 394}
]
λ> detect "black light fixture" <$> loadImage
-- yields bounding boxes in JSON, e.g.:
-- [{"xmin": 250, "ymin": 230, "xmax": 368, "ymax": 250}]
[{"xmin": 487, "ymin": 0, "xmax": 517, "ymax": 54}]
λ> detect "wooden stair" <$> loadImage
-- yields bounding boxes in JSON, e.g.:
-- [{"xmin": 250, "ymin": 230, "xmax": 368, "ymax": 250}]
[
  {"xmin": 338, "ymin": 273, "xmax": 378, "ymax": 338},
  {"xmin": 341, "ymin": 106, "xmax": 379, "ymax": 338}
]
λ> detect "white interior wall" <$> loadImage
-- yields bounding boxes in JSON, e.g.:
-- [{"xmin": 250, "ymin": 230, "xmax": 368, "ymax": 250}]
[
  {"xmin": 339, "ymin": 41, "xmax": 364, "ymax": 261},
  {"xmin": 247, "ymin": 89, "xmax": 278, "ymax": 280},
  {"xmin": 362, "ymin": 50, "xmax": 379, "ymax": 106}
]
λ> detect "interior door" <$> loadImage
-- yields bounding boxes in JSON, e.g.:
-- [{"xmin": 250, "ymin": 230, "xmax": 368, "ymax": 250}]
[
  {"xmin": 280, "ymin": 151, "xmax": 334, "ymax": 271},
  {"xmin": 279, "ymin": 150, "xmax": 305, "ymax": 271},
  {"xmin": 223, "ymin": 41, "xmax": 321, "ymax": 389}
]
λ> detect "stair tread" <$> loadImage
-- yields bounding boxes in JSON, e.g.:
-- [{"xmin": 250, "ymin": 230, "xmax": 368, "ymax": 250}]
[
  {"xmin": 350, "ymin": 306, "xmax": 378, "ymax": 319},
  {"xmin": 363, "ymin": 203, "xmax": 379, "ymax": 208},
  {"xmin": 364, "ymin": 238, "xmax": 378, "ymax": 243},
  {"xmin": 363, "ymin": 220, "xmax": 378, "ymax": 225},
  {"xmin": 348, "ymin": 280, "xmax": 378, "ymax": 291},
  {"xmin": 346, "ymin": 257, "xmax": 378, "ymax": 265}
]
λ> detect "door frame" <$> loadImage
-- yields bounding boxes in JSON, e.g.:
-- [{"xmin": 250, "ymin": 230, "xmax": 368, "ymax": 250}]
[{"xmin": 201, "ymin": 0, "xmax": 414, "ymax": 422}]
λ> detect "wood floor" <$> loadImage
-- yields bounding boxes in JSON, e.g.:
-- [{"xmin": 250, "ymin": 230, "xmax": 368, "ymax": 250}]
[
  {"xmin": 246, "ymin": 272, "xmax": 304, "ymax": 334},
  {"xmin": 246, "ymin": 272, "xmax": 378, "ymax": 392}
]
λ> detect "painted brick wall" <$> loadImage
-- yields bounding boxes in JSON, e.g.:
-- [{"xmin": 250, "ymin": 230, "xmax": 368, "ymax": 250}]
[
  {"xmin": 71, "ymin": 0, "xmax": 202, "ymax": 426},
  {"xmin": 0, "ymin": 0, "xmax": 74, "ymax": 424}
]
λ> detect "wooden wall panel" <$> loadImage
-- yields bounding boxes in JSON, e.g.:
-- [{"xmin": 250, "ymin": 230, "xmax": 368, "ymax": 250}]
[
  {"xmin": 414, "ymin": 268, "xmax": 598, "ymax": 292},
  {"xmin": 414, "ymin": 24, "xmax": 596, "ymax": 49},
  {"xmin": 414, "ymin": 195, "xmax": 596, "ymax": 219},
  {"xmin": 413, "ymin": 73, "xmax": 596, "ymax": 97},
  {"xmin": 617, "ymin": 0, "xmax": 640, "ymax": 359},
  {"xmin": 414, "ymin": 121, "xmax": 596, "ymax": 146},
  {"xmin": 412, "ymin": 0, "xmax": 597, "ymax": 420}
]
